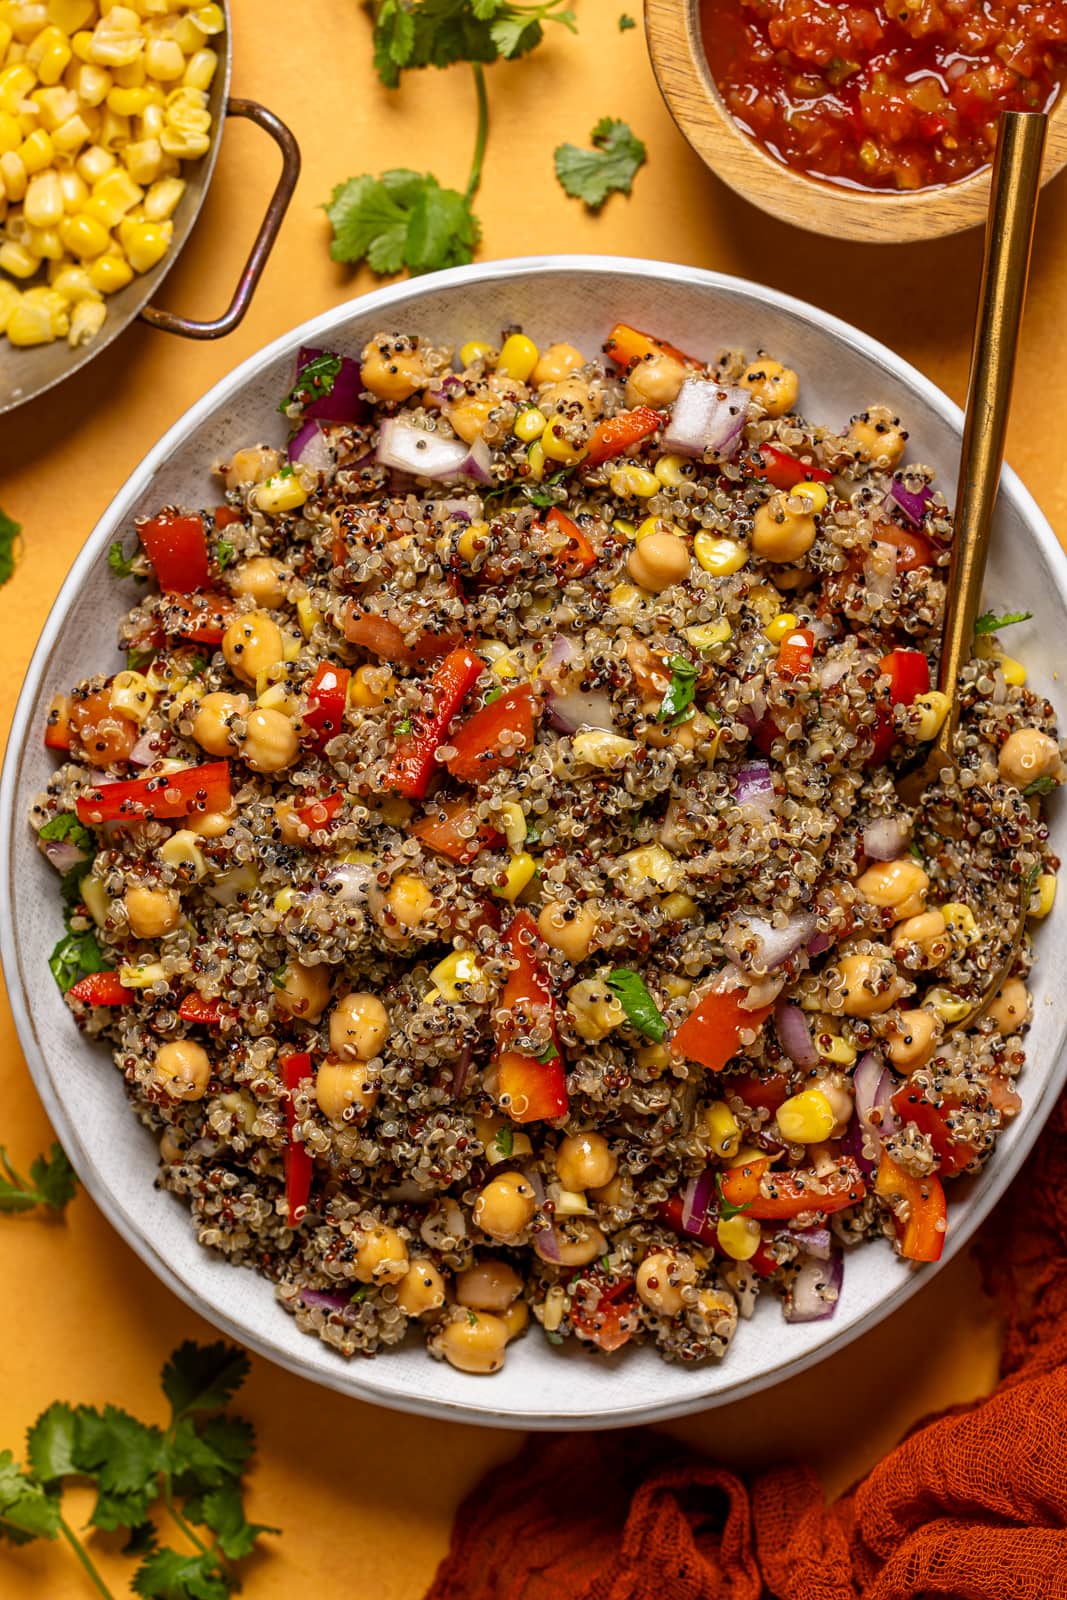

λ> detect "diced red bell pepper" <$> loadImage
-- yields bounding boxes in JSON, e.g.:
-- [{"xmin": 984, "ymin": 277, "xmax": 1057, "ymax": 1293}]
[
  {"xmin": 76, "ymin": 761, "xmax": 232, "ymax": 826},
  {"xmin": 295, "ymin": 791, "xmax": 345, "ymax": 832},
  {"xmin": 164, "ymin": 592, "xmax": 235, "ymax": 646},
  {"xmin": 604, "ymin": 322, "xmax": 699, "ymax": 371},
  {"xmin": 44, "ymin": 692, "xmax": 72, "ymax": 751},
  {"xmin": 658, "ymin": 1192, "xmax": 719, "ymax": 1247},
  {"xmin": 890, "ymin": 1087, "xmax": 978, "ymax": 1178},
  {"xmin": 386, "ymin": 647, "xmax": 484, "ymax": 800},
  {"xmin": 498, "ymin": 911, "xmax": 553, "ymax": 1023},
  {"xmin": 545, "ymin": 506, "xmax": 597, "ymax": 576},
  {"xmin": 584, "ymin": 407, "xmax": 665, "ymax": 468},
  {"xmin": 721, "ymin": 1156, "xmax": 867, "ymax": 1221},
  {"xmin": 748, "ymin": 1239, "xmax": 780, "ymax": 1278},
  {"xmin": 671, "ymin": 979, "xmax": 776, "ymax": 1073},
  {"xmin": 302, "ymin": 662, "xmax": 350, "ymax": 753},
  {"xmin": 871, "ymin": 648, "xmax": 931, "ymax": 763},
  {"xmin": 282, "ymin": 1052, "xmax": 315, "ymax": 1228},
  {"xmin": 756, "ymin": 444, "xmax": 833, "ymax": 491},
  {"xmin": 137, "ymin": 511, "xmax": 210, "ymax": 595},
  {"xmin": 495, "ymin": 1048, "xmax": 568, "ymax": 1124},
  {"xmin": 875, "ymin": 1151, "xmax": 946, "ymax": 1262},
  {"xmin": 444, "ymin": 685, "xmax": 539, "ymax": 786},
  {"xmin": 68, "ymin": 970, "xmax": 133, "ymax": 1006},
  {"xmin": 723, "ymin": 1070, "xmax": 790, "ymax": 1114},
  {"xmin": 343, "ymin": 606, "xmax": 463, "ymax": 667},
  {"xmin": 214, "ymin": 505, "xmax": 245, "ymax": 531},
  {"xmin": 776, "ymin": 627, "xmax": 815, "ymax": 680},
  {"xmin": 410, "ymin": 796, "xmax": 503, "ymax": 864},
  {"xmin": 569, "ymin": 1272, "xmax": 640, "ymax": 1353},
  {"xmin": 988, "ymin": 1074, "xmax": 1022, "ymax": 1120},
  {"xmin": 874, "ymin": 523, "xmax": 934, "ymax": 573},
  {"xmin": 178, "ymin": 993, "xmax": 229, "ymax": 1026}
]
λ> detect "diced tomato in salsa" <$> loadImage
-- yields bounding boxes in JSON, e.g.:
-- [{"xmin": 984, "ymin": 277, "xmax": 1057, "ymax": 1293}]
[
  {"xmin": 719, "ymin": 1156, "xmax": 866, "ymax": 1220},
  {"xmin": 871, "ymin": 648, "xmax": 930, "ymax": 763},
  {"xmin": 281, "ymin": 1052, "xmax": 315, "ymax": 1228},
  {"xmin": 545, "ymin": 506, "xmax": 598, "ymax": 576}
]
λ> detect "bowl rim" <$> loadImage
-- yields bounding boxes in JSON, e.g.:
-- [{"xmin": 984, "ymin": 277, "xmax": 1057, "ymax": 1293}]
[
  {"xmin": 3, "ymin": 253, "xmax": 1066, "ymax": 1428},
  {"xmin": 644, "ymin": 0, "xmax": 1067, "ymax": 245}
]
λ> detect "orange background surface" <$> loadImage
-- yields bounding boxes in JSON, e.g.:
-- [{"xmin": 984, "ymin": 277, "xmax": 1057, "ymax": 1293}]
[{"xmin": 1, "ymin": 2, "xmax": 1066, "ymax": 1594}]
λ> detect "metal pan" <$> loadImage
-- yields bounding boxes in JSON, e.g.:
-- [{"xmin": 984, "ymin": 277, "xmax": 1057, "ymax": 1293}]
[{"xmin": 0, "ymin": 3, "xmax": 300, "ymax": 416}]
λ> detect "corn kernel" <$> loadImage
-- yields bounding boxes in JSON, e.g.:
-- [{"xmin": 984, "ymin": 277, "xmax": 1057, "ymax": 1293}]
[
  {"xmin": 490, "ymin": 649, "xmax": 519, "ymax": 681},
  {"xmin": 281, "ymin": 627, "xmax": 301, "ymax": 663},
  {"xmin": 255, "ymin": 472, "xmax": 307, "ymax": 514},
  {"xmin": 32, "ymin": 32, "xmax": 73, "ymax": 87},
  {"xmin": 273, "ymin": 887, "xmax": 295, "ymax": 914},
  {"xmin": 941, "ymin": 901, "xmax": 979, "ymax": 945},
  {"xmin": 76, "ymin": 142, "xmax": 115, "ymax": 183},
  {"xmin": 159, "ymin": 122, "xmax": 208, "ymax": 158},
  {"xmin": 0, "ymin": 149, "xmax": 27, "ymax": 201},
  {"xmin": 513, "ymin": 406, "xmax": 545, "ymax": 442},
  {"xmin": 497, "ymin": 332, "xmax": 538, "ymax": 381},
  {"xmin": 109, "ymin": 669, "xmax": 155, "ymax": 722},
  {"xmin": 777, "ymin": 1089, "xmax": 836, "ymax": 1143},
  {"xmin": 541, "ymin": 416, "xmax": 587, "ymax": 465},
  {"xmin": 181, "ymin": 46, "xmax": 217, "ymax": 91},
  {"xmin": 660, "ymin": 891, "xmax": 697, "ymax": 919},
  {"xmin": 52, "ymin": 111, "xmax": 90, "ymax": 151},
  {"xmin": 572, "ymin": 730, "xmax": 639, "ymax": 769},
  {"xmin": 526, "ymin": 438, "xmax": 545, "ymax": 482},
  {"xmin": 47, "ymin": 0, "xmax": 96, "ymax": 30},
  {"xmin": 67, "ymin": 295, "xmax": 105, "ymax": 344},
  {"xmin": 554, "ymin": 1188, "xmax": 592, "ymax": 1217},
  {"xmin": 1029, "ymin": 872, "xmax": 1057, "ymax": 919},
  {"xmin": 32, "ymin": 86, "xmax": 78, "ymax": 132},
  {"xmin": 296, "ymin": 595, "xmax": 321, "ymax": 639},
  {"xmin": 913, "ymin": 689, "xmax": 950, "ymax": 741},
  {"xmin": 684, "ymin": 619, "xmax": 731, "ymax": 650},
  {"xmin": 256, "ymin": 682, "xmax": 297, "ymax": 715},
  {"xmin": 0, "ymin": 112, "xmax": 20, "ymax": 154},
  {"xmin": 0, "ymin": 237, "xmax": 37, "ymax": 276},
  {"xmin": 459, "ymin": 338, "xmax": 493, "ymax": 367},
  {"xmin": 145, "ymin": 36, "xmax": 185, "ymax": 80},
  {"xmin": 138, "ymin": 99, "xmax": 164, "ymax": 139},
  {"xmin": 608, "ymin": 583, "xmax": 644, "ymax": 610},
  {"xmin": 190, "ymin": 4, "xmax": 224, "ymax": 33},
  {"xmin": 0, "ymin": 278, "xmax": 20, "ymax": 331},
  {"xmin": 6, "ymin": 298, "xmax": 56, "ymax": 344},
  {"xmin": 999, "ymin": 655, "xmax": 1027, "ymax": 687},
  {"xmin": 120, "ymin": 134, "xmax": 160, "ymax": 183},
  {"xmin": 610, "ymin": 518, "xmax": 635, "ymax": 541},
  {"xmin": 704, "ymin": 1099, "xmax": 741, "ymax": 1159},
  {"xmin": 662, "ymin": 976, "xmax": 692, "ymax": 999},
  {"xmin": 815, "ymin": 1030, "xmax": 856, "ymax": 1065},
  {"xmin": 80, "ymin": 875, "xmax": 110, "ymax": 928},
  {"xmin": 610, "ymin": 465, "xmax": 659, "ymax": 499},
  {"xmin": 24, "ymin": 166, "xmax": 63, "ymax": 226},
  {"xmin": 142, "ymin": 172, "xmax": 182, "ymax": 218},
  {"xmin": 694, "ymin": 533, "xmax": 748, "ymax": 576},
  {"xmin": 654, "ymin": 453, "xmax": 690, "ymax": 488},
  {"xmin": 98, "ymin": 107, "xmax": 130, "ymax": 148},
  {"xmin": 122, "ymin": 217, "xmax": 170, "ymax": 270},
  {"xmin": 19, "ymin": 126, "xmax": 53, "ymax": 171},
  {"xmin": 159, "ymin": 829, "xmax": 207, "ymax": 880},
  {"xmin": 23, "ymin": 283, "xmax": 69, "ymax": 331},
  {"xmin": 427, "ymin": 949, "xmax": 485, "ymax": 1003},
  {"xmin": 636, "ymin": 514, "xmax": 684, "ymax": 542},
  {"xmin": 498, "ymin": 802, "xmax": 526, "ymax": 853},
  {"xmin": 925, "ymin": 988, "xmax": 971, "ymax": 1024},
  {"xmin": 111, "ymin": 56, "xmax": 147, "ymax": 90},
  {"xmin": 106, "ymin": 84, "xmax": 157, "ymax": 116},
  {"xmin": 716, "ymin": 1213, "xmax": 761, "ymax": 1261},
  {"xmin": 0, "ymin": 64, "xmax": 36, "ymax": 116},
  {"xmin": 87, "ymin": 250, "xmax": 132, "ymax": 291},
  {"xmin": 793, "ymin": 480, "xmax": 829, "ymax": 513},
  {"xmin": 492, "ymin": 851, "xmax": 538, "ymax": 902},
  {"xmin": 764, "ymin": 611, "xmax": 798, "ymax": 645},
  {"xmin": 619, "ymin": 843, "xmax": 681, "ymax": 890},
  {"xmin": 70, "ymin": 28, "xmax": 95, "ymax": 63},
  {"xmin": 59, "ymin": 209, "xmax": 110, "ymax": 256},
  {"xmin": 119, "ymin": 961, "xmax": 168, "ymax": 989}
]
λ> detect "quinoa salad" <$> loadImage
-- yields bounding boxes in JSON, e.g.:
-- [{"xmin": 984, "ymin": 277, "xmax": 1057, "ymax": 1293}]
[{"xmin": 33, "ymin": 321, "xmax": 1062, "ymax": 1376}]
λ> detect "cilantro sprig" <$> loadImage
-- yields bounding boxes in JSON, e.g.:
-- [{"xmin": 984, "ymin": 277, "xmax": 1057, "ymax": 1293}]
[
  {"xmin": 0, "ymin": 506, "xmax": 20, "ymax": 587},
  {"xmin": 0, "ymin": 1144, "xmax": 77, "ymax": 1215},
  {"xmin": 657, "ymin": 656, "xmax": 699, "ymax": 726},
  {"xmin": 606, "ymin": 968, "xmax": 666, "ymax": 1042},
  {"xmin": 554, "ymin": 117, "xmax": 647, "ymax": 209},
  {"xmin": 975, "ymin": 608, "xmax": 1033, "ymax": 635},
  {"xmin": 0, "ymin": 1341, "xmax": 277, "ymax": 1598}
]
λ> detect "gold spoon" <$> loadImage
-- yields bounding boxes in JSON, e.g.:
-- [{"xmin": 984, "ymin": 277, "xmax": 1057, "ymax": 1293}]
[{"xmin": 895, "ymin": 110, "xmax": 1047, "ymax": 1031}]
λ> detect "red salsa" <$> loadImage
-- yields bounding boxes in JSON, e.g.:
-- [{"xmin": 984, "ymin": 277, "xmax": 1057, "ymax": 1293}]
[{"xmin": 701, "ymin": 0, "xmax": 1067, "ymax": 191}]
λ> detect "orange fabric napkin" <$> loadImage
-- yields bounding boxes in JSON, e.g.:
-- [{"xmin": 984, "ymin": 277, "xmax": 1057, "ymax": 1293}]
[{"xmin": 426, "ymin": 1097, "xmax": 1067, "ymax": 1599}]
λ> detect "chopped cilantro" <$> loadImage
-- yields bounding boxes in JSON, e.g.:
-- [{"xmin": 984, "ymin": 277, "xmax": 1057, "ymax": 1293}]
[
  {"xmin": 658, "ymin": 656, "xmax": 700, "ymax": 725},
  {"xmin": 493, "ymin": 1126, "xmax": 514, "ymax": 1159},
  {"xmin": 39, "ymin": 813, "xmax": 93, "ymax": 852},
  {"xmin": 278, "ymin": 352, "xmax": 342, "ymax": 415},
  {"xmin": 215, "ymin": 538, "xmax": 235, "ymax": 572},
  {"xmin": 395, "ymin": 717, "xmax": 413, "ymax": 736},
  {"xmin": 606, "ymin": 968, "xmax": 666, "ymax": 1042},
  {"xmin": 108, "ymin": 541, "xmax": 137, "ymax": 579},
  {"xmin": 187, "ymin": 654, "xmax": 209, "ymax": 677},
  {"xmin": 0, "ymin": 507, "xmax": 20, "ymax": 587},
  {"xmin": 1023, "ymin": 775, "xmax": 1057, "ymax": 796},
  {"xmin": 716, "ymin": 1174, "xmax": 753, "ymax": 1222},
  {"xmin": 974, "ymin": 608, "xmax": 1033, "ymax": 635},
  {"xmin": 126, "ymin": 645, "xmax": 156, "ymax": 672},
  {"xmin": 535, "ymin": 1041, "xmax": 560, "ymax": 1064},
  {"xmin": 554, "ymin": 117, "xmax": 647, "ymax": 210},
  {"xmin": 48, "ymin": 928, "xmax": 106, "ymax": 994},
  {"xmin": 482, "ymin": 686, "xmax": 504, "ymax": 705},
  {"xmin": 618, "ymin": 13, "xmax": 636, "ymax": 28}
]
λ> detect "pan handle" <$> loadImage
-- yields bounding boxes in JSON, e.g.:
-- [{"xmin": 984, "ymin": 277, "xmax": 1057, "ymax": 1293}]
[{"xmin": 140, "ymin": 97, "xmax": 301, "ymax": 340}]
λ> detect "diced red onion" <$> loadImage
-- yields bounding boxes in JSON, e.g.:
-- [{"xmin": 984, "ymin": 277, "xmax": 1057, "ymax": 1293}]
[
  {"xmin": 783, "ymin": 1251, "xmax": 843, "ymax": 1323},
  {"xmin": 862, "ymin": 815, "xmax": 911, "ymax": 861},
  {"xmin": 733, "ymin": 760, "xmax": 775, "ymax": 822},
  {"xmin": 726, "ymin": 911, "xmax": 816, "ymax": 973},
  {"xmin": 440, "ymin": 497, "xmax": 479, "ymax": 524},
  {"xmin": 782, "ymin": 1226, "xmax": 832, "ymax": 1261},
  {"xmin": 322, "ymin": 862, "xmax": 373, "ymax": 904},
  {"xmin": 129, "ymin": 732, "xmax": 166, "ymax": 767},
  {"xmin": 841, "ymin": 1113, "xmax": 877, "ymax": 1177},
  {"xmin": 299, "ymin": 1288, "xmax": 351, "ymax": 1313},
  {"xmin": 774, "ymin": 999, "xmax": 819, "ymax": 1067},
  {"xmin": 680, "ymin": 1168, "xmax": 718, "ymax": 1235},
  {"xmin": 451, "ymin": 1045, "xmax": 473, "ymax": 1100},
  {"xmin": 853, "ymin": 1050, "xmax": 900, "ymax": 1138},
  {"xmin": 885, "ymin": 479, "xmax": 933, "ymax": 527},
  {"xmin": 663, "ymin": 379, "xmax": 750, "ymax": 460},
  {"xmin": 288, "ymin": 419, "xmax": 334, "ymax": 473},
  {"xmin": 817, "ymin": 656, "xmax": 852, "ymax": 691},
  {"xmin": 295, "ymin": 347, "xmax": 367, "ymax": 424},
  {"xmin": 546, "ymin": 687, "xmax": 617, "ymax": 734},
  {"xmin": 533, "ymin": 1225, "xmax": 561, "ymax": 1263},
  {"xmin": 806, "ymin": 930, "xmax": 832, "ymax": 958},
  {"xmin": 522, "ymin": 1164, "xmax": 545, "ymax": 1207},
  {"xmin": 864, "ymin": 542, "xmax": 897, "ymax": 599},
  {"xmin": 427, "ymin": 373, "xmax": 467, "ymax": 406},
  {"xmin": 375, "ymin": 418, "xmax": 492, "ymax": 484},
  {"xmin": 42, "ymin": 837, "xmax": 91, "ymax": 875},
  {"xmin": 546, "ymin": 634, "xmax": 577, "ymax": 672}
]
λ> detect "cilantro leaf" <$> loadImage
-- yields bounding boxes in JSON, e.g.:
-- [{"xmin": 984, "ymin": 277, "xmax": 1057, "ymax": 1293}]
[
  {"xmin": 190, "ymin": 1480, "xmax": 278, "ymax": 1561},
  {"xmin": 48, "ymin": 926, "xmax": 106, "ymax": 994},
  {"xmin": 278, "ymin": 352, "xmax": 342, "ymax": 415},
  {"xmin": 132, "ymin": 1547, "xmax": 231, "ymax": 1600},
  {"xmin": 38, "ymin": 812, "xmax": 94, "ymax": 853},
  {"xmin": 128, "ymin": 644, "xmax": 157, "ymax": 671},
  {"xmin": 372, "ymin": 0, "xmax": 576, "ymax": 85},
  {"xmin": 26, "ymin": 1403, "xmax": 78, "ymax": 1482},
  {"xmin": 1023, "ymin": 775, "xmax": 1057, "ymax": 796},
  {"xmin": 0, "ymin": 1451, "xmax": 60, "ymax": 1545},
  {"xmin": 108, "ymin": 540, "xmax": 138, "ymax": 578},
  {"xmin": 4, "ymin": 1146, "xmax": 78, "ymax": 1215},
  {"xmin": 716, "ymin": 1174, "xmax": 752, "ymax": 1222},
  {"xmin": 90, "ymin": 1484, "xmax": 160, "ymax": 1533},
  {"xmin": 658, "ymin": 656, "xmax": 700, "ymax": 725},
  {"xmin": 492, "ymin": 1126, "xmax": 513, "ymax": 1159},
  {"xmin": 325, "ymin": 169, "xmax": 480, "ymax": 277},
  {"xmin": 619, "ymin": 12, "xmax": 636, "ymax": 28},
  {"xmin": 73, "ymin": 1406, "xmax": 166, "ymax": 1497},
  {"xmin": 162, "ymin": 1342, "xmax": 250, "ymax": 1422},
  {"xmin": 606, "ymin": 968, "xmax": 666, "ymax": 1042},
  {"xmin": 215, "ymin": 539, "xmax": 235, "ymax": 572},
  {"xmin": 0, "ymin": 507, "xmax": 19, "ymax": 587},
  {"xmin": 975, "ymin": 608, "xmax": 1033, "ymax": 635},
  {"xmin": 554, "ymin": 117, "xmax": 647, "ymax": 209}
]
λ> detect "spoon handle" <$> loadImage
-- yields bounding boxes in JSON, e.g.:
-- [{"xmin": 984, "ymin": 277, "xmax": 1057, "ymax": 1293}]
[{"xmin": 935, "ymin": 110, "xmax": 1046, "ymax": 760}]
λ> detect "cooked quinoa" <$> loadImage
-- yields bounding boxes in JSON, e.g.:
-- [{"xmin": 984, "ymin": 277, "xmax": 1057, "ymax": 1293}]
[{"xmin": 32, "ymin": 323, "xmax": 1063, "ymax": 1375}]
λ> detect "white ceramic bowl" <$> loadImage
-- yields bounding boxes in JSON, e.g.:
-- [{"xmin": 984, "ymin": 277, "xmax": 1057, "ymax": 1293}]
[{"xmin": 3, "ymin": 257, "xmax": 1065, "ymax": 1429}]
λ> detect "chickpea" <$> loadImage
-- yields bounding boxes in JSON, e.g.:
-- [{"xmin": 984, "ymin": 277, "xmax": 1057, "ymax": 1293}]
[
  {"xmin": 812, "ymin": 1075, "xmax": 853, "ymax": 1129},
  {"xmin": 828, "ymin": 952, "xmax": 908, "ymax": 1017},
  {"xmin": 274, "ymin": 800, "xmax": 306, "ymax": 845},
  {"xmin": 186, "ymin": 805, "xmax": 237, "ymax": 839},
  {"xmin": 273, "ymin": 960, "xmax": 331, "ymax": 1022},
  {"xmin": 437, "ymin": 1310, "xmax": 509, "ymax": 1374},
  {"xmin": 222, "ymin": 611, "xmax": 285, "ymax": 685},
  {"xmin": 228, "ymin": 556, "xmax": 289, "ymax": 607},
  {"xmin": 502, "ymin": 1298, "xmax": 529, "ymax": 1341},
  {"xmin": 372, "ymin": 873, "xmax": 434, "ymax": 940},
  {"xmin": 125, "ymin": 885, "xmax": 181, "ymax": 939},
  {"xmin": 849, "ymin": 407, "xmax": 907, "ymax": 468},
  {"xmin": 624, "ymin": 351, "xmax": 688, "ymax": 409},
  {"xmin": 526, "ymin": 342, "xmax": 581, "ymax": 387},
  {"xmin": 329, "ymin": 993, "xmax": 391, "ymax": 1060},
  {"xmin": 636, "ymin": 1249, "xmax": 697, "ymax": 1316},
  {"xmin": 455, "ymin": 1259, "xmax": 523, "ymax": 1311},
  {"xmin": 447, "ymin": 395, "xmax": 499, "ymax": 444},
  {"xmin": 537, "ymin": 900, "xmax": 599, "ymax": 964},
  {"xmin": 751, "ymin": 493, "xmax": 817, "ymax": 563},
  {"xmin": 153, "ymin": 1040, "xmax": 211, "ymax": 1101},
  {"xmin": 998, "ymin": 728, "xmax": 1062, "ymax": 790},
  {"xmin": 354, "ymin": 1225, "xmax": 409, "ymax": 1285},
  {"xmin": 474, "ymin": 1173, "xmax": 538, "ymax": 1241},
  {"xmin": 857, "ymin": 858, "xmax": 929, "ymax": 921},
  {"xmin": 314, "ymin": 1058, "xmax": 380, "ymax": 1122},
  {"xmin": 396, "ymin": 1258, "xmax": 446, "ymax": 1317},
  {"xmin": 696, "ymin": 1287, "xmax": 738, "ymax": 1335},
  {"xmin": 224, "ymin": 445, "xmax": 281, "ymax": 490},
  {"xmin": 987, "ymin": 976, "xmax": 1030, "ymax": 1035},
  {"xmin": 539, "ymin": 374, "xmax": 603, "ymax": 420},
  {"xmin": 566, "ymin": 978, "xmax": 626, "ymax": 1043},
  {"xmin": 360, "ymin": 336, "xmax": 430, "ymax": 402},
  {"xmin": 590, "ymin": 1174, "xmax": 628, "ymax": 1207},
  {"xmin": 555, "ymin": 1132, "xmax": 617, "ymax": 1192},
  {"xmin": 886, "ymin": 1007, "xmax": 939, "ymax": 1070},
  {"xmin": 627, "ymin": 531, "xmax": 690, "ymax": 593},
  {"xmin": 738, "ymin": 358, "xmax": 799, "ymax": 417},
  {"xmin": 351, "ymin": 664, "xmax": 394, "ymax": 708},
  {"xmin": 240, "ymin": 708, "xmax": 299, "ymax": 774},
  {"xmin": 892, "ymin": 910, "xmax": 950, "ymax": 969},
  {"xmin": 191, "ymin": 692, "xmax": 246, "ymax": 757},
  {"xmin": 536, "ymin": 1219, "xmax": 608, "ymax": 1267},
  {"xmin": 159, "ymin": 1127, "xmax": 184, "ymax": 1165}
]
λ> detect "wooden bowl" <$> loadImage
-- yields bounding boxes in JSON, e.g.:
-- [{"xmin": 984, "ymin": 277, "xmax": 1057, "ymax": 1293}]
[{"xmin": 645, "ymin": 0, "xmax": 1067, "ymax": 244}]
